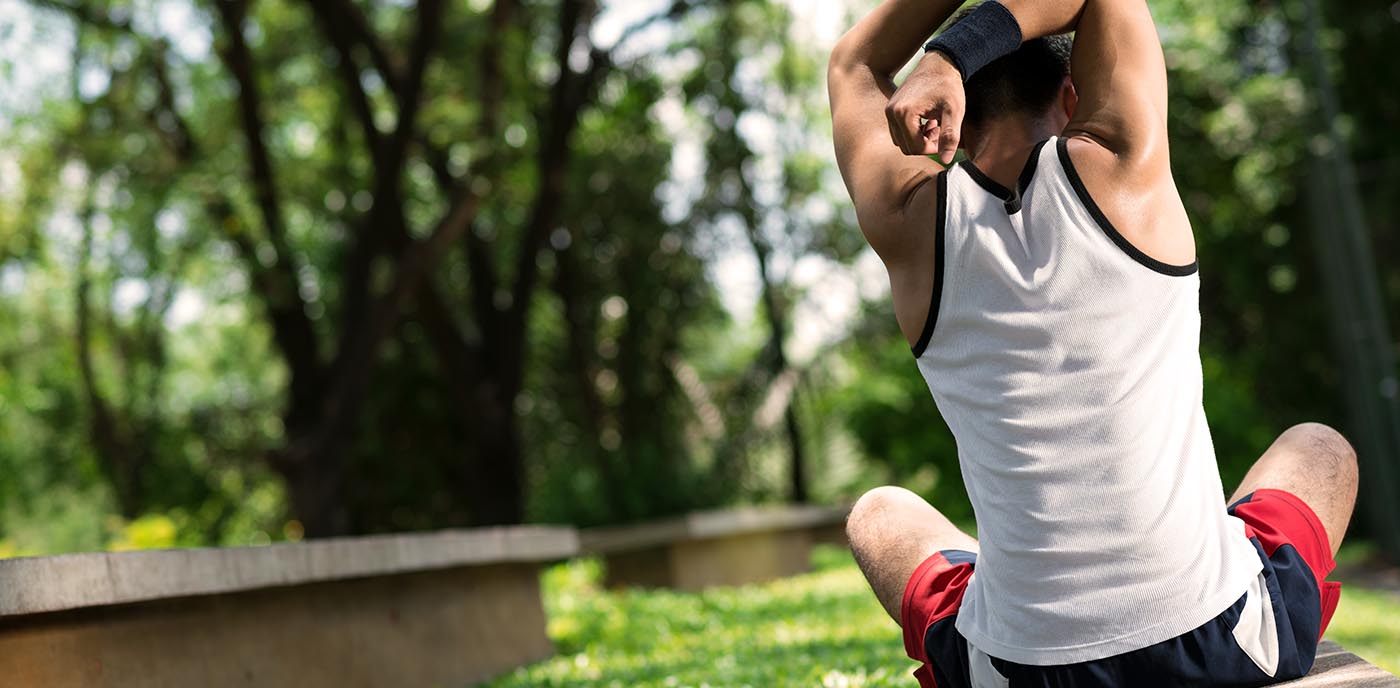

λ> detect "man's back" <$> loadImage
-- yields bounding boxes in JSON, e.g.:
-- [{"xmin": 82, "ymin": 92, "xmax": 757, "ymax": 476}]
[{"xmin": 914, "ymin": 137, "xmax": 1261, "ymax": 664}]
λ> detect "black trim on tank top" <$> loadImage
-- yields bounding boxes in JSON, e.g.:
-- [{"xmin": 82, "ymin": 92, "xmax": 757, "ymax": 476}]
[
  {"xmin": 958, "ymin": 139, "xmax": 1049, "ymax": 214},
  {"xmin": 911, "ymin": 171, "xmax": 950, "ymax": 358},
  {"xmin": 1055, "ymin": 137, "xmax": 1199, "ymax": 276}
]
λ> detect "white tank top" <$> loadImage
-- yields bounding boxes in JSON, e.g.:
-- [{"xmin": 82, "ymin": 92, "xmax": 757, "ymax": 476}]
[{"xmin": 913, "ymin": 137, "xmax": 1263, "ymax": 665}]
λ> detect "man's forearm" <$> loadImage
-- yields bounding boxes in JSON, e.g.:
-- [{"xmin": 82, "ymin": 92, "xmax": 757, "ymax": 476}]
[
  {"xmin": 829, "ymin": 0, "xmax": 966, "ymax": 78},
  {"xmin": 998, "ymin": 0, "xmax": 1088, "ymax": 41},
  {"xmin": 831, "ymin": 0, "xmax": 1094, "ymax": 79}
]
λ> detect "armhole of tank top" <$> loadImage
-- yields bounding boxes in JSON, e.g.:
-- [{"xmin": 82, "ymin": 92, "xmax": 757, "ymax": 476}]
[
  {"xmin": 911, "ymin": 170, "xmax": 949, "ymax": 358},
  {"xmin": 1054, "ymin": 137, "xmax": 1198, "ymax": 277}
]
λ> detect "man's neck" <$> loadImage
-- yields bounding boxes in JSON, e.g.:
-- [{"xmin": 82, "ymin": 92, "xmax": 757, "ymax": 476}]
[{"xmin": 962, "ymin": 118, "xmax": 1060, "ymax": 189}]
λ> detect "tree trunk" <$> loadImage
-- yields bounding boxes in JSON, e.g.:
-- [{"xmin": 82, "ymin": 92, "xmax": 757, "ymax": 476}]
[
  {"xmin": 785, "ymin": 403, "xmax": 808, "ymax": 503},
  {"xmin": 750, "ymin": 228, "xmax": 807, "ymax": 503},
  {"xmin": 284, "ymin": 450, "xmax": 348, "ymax": 537},
  {"xmin": 463, "ymin": 376, "xmax": 526, "ymax": 525}
]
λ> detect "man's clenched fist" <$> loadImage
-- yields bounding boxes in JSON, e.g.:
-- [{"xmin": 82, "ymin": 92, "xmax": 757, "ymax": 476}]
[{"xmin": 884, "ymin": 50, "xmax": 966, "ymax": 164}]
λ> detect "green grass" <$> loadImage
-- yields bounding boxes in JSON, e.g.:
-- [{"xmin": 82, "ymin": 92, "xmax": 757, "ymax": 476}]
[
  {"xmin": 1327, "ymin": 586, "xmax": 1400, "ymax": 674},
  {"xmin": 484, "ymin": 545, "xmax": 1400, "ymax": 686},
  {"xmin": 484, "ymin": 546, "xmax": 911, "ymax": 687},
  {"xmin": 1327, "ymin": 542, "xmax": 1400, "ymax": 674}
]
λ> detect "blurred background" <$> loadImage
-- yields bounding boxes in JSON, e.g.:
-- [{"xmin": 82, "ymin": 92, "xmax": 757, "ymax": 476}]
[{"xmin": 0, "ymin": 0, "xmax": 1397, "ymax": 570}]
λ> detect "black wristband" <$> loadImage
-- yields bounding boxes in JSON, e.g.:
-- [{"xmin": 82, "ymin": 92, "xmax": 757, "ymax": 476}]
[{"xmin": 923, "ymin": 1, "xmax": 1023, "ymax": 82}]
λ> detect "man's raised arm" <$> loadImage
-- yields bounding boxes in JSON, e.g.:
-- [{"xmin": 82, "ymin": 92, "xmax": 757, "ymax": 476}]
[
  {"xmin": 1004, "ymin": 0, "xmax": 1170, "ymax": 165},
  {"xmin": 893, "ymin": 0, "xmax": 1172, "ymax": 168},
  {"xmin": 888, "ymin": 0, "xmax": 1191, "ymax": 266},
  {"xmin": 827, "ymin": 0, "xmax": 963, "ymax": 262}
]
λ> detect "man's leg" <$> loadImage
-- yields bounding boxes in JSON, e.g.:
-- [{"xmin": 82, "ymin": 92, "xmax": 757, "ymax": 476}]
[
  {"xmin": 1229, "ymin": 422, "xmax": 1359, "ymax": 556},
  {"xmin": 846, "ymin": 485, "xmax": 978, "ymax": 622}
]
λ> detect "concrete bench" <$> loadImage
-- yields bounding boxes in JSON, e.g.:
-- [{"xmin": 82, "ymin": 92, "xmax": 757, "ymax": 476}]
[
  {"xmin": 580, "ymin": 504, "xmax": 850, "ymax": 590},
  {"xmin": 1285, "ymin": 640, "xmax": 1400, "ymax": 686},
  {"xmin": 0, "ymin": 526, "xmax": 577, "ymax": 687}
]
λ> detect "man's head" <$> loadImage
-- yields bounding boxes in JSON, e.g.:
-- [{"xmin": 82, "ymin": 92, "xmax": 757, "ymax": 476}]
[{"xmin": 938, "ymin": 4, "xmax": 1074, "ymax": 134}]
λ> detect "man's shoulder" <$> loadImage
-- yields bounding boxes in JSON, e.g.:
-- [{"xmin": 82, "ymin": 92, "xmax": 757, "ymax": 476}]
[{"xmin": 1054, "ymin": 132, "xmax": 1197, "ymax": 272}]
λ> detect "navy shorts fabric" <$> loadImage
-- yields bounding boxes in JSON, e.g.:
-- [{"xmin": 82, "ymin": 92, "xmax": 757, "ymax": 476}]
[{"xmin": 900, "ymin": 489, "xmax": 1341, "ymax": 687}]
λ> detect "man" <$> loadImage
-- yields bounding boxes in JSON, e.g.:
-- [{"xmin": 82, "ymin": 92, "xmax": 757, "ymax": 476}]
[{"xmin": 827, "ymin": 0, "xmax": 1359, "ymax": 685}]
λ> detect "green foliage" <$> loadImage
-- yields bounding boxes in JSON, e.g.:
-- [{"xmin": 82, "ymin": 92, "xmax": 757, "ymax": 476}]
[
  {"xmin": 1155, "ymin": 0, "xmax": 1341, "ymax": 445},
  {"xmin": 522, "ymin": 62, "xmax": 730, "ymax": 526},
  {"xmin": 1, "ymin": 0, "xmax": 841, "ymax": 541},
  {"xmin": 833, "ymin": 313, "xmax": 967, "ymax": 520}
]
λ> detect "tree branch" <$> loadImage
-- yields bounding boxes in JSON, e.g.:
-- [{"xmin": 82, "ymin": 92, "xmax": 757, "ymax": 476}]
[
  {"xmin": 422, "ymin": 146, "xmax": 498, "ymax": 346},
  {"xmin": 28, "ymin": 0, "xmax": 136, "ymax": 34},
  {"xmin": 503, "ymin": 0, "xmax": 596, "ymax": 352},
  {"xmin": 389, "ymin": 0, "xmax": 443, "ymax": 159},
  {"xmin": 76, "ymin": 188, "xmax": 142, "ymax": 516},
  {"xmin": 503, "ymin": 0, "xmax": 699, "ymax": 352},
  {"xmin": 143, "ymin": 46, "xmax": 197, "ymax": 159},
  {"xmin": 307, "ymin": 0, "xmax": 452, "ymax": 384},
  {"xmin": 606, "ymin": 0, "xmax": 692, "ymax": 54},
  {"xmin": 552, "ymin": 239, "xmax": 632, "ymax": 518},
  {"xmin": 450, "ymin": 0, "xmax": 518, "ymax": 345},
  {"xmin": 213, "ymin": 0, "xmax": 324, "ymax": 413},
  {"xmin": 300, "ymin": 184, "xmax": 485, "ymax": 462},
  {"xmin": 304, "ymin": 1, "xmax": 387, "ymax": 164},
  {"xmin": 332, "ymin": 0, "xmax": 516, "ymax": 337}
]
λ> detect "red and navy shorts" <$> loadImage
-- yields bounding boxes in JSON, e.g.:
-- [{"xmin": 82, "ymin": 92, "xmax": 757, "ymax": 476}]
[{"xmin": 901, "ymin": 489, "xmax": 1342, "ymax": 687}]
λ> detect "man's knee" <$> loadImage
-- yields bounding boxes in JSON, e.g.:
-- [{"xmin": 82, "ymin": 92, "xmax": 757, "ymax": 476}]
[
  {"xmin": 846, "ymin": 485, "xmax": 940, "ymax": 621},
  {"xmin": 1278, "ymin": 422, "xmax": 1358, "ymax": 484},
  {"xmin": 1263, "ymin": 422, "xmax": 1359, "ymax": 554},
  {"xmin": 847, "ymin": 485, "xmax": 920, "ymax": 542}
]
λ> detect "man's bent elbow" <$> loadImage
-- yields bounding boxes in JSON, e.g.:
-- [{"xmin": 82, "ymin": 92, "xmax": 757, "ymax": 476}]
[{"xmin": 827, "ymin": 30, "xmax": 866, "ymax": 80}]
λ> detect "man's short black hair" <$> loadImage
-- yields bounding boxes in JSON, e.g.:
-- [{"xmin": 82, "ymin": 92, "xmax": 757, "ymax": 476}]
[{"xmin": 939, "ymin": 4, "xmax": 1073, "ymax": 128}]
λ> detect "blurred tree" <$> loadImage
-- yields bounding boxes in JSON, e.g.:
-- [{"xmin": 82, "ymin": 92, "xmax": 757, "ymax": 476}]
[
  {"xmin": 521, "ymin": 60, "xmax": 725, "ymax": 525},
  {"xmin": 0, "ymin": 6, "xmax": 291, "ymax": 552},
  {"xmin": 12, "ymin": 0, "xmax": 679, "ymax": 535},
  {"xmin": 687, "ymin": 2, "xmax": 864, "ymax": 504},
  {"xmin": 4, "ymin": 0, "xmax": 847, "ymax": 543}
]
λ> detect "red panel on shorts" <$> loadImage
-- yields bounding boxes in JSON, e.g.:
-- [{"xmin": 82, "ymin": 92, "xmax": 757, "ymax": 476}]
[
  {"xmin": 902, "ymin": 551, "xmax": 975, "ymax": 688},
  {"xmin": 1232, "ymin": 488, "xmax": 1341, "ymax": 637}
]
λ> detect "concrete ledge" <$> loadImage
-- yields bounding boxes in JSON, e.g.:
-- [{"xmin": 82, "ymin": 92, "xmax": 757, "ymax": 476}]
[
  {"xmin": 0, "ymin": 526, "xmax": 579, "ymax": 687},
  {"xmin": 1286, "ymin": 640, "xmax": 1400, "ymax": 686},
  {"xmin": 0, "ymin": 525, "xmax": 577, "ymax": 617},
  {"xmin": 581, "ymin": 505, "xmax": 849, "ymax": 590}
]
